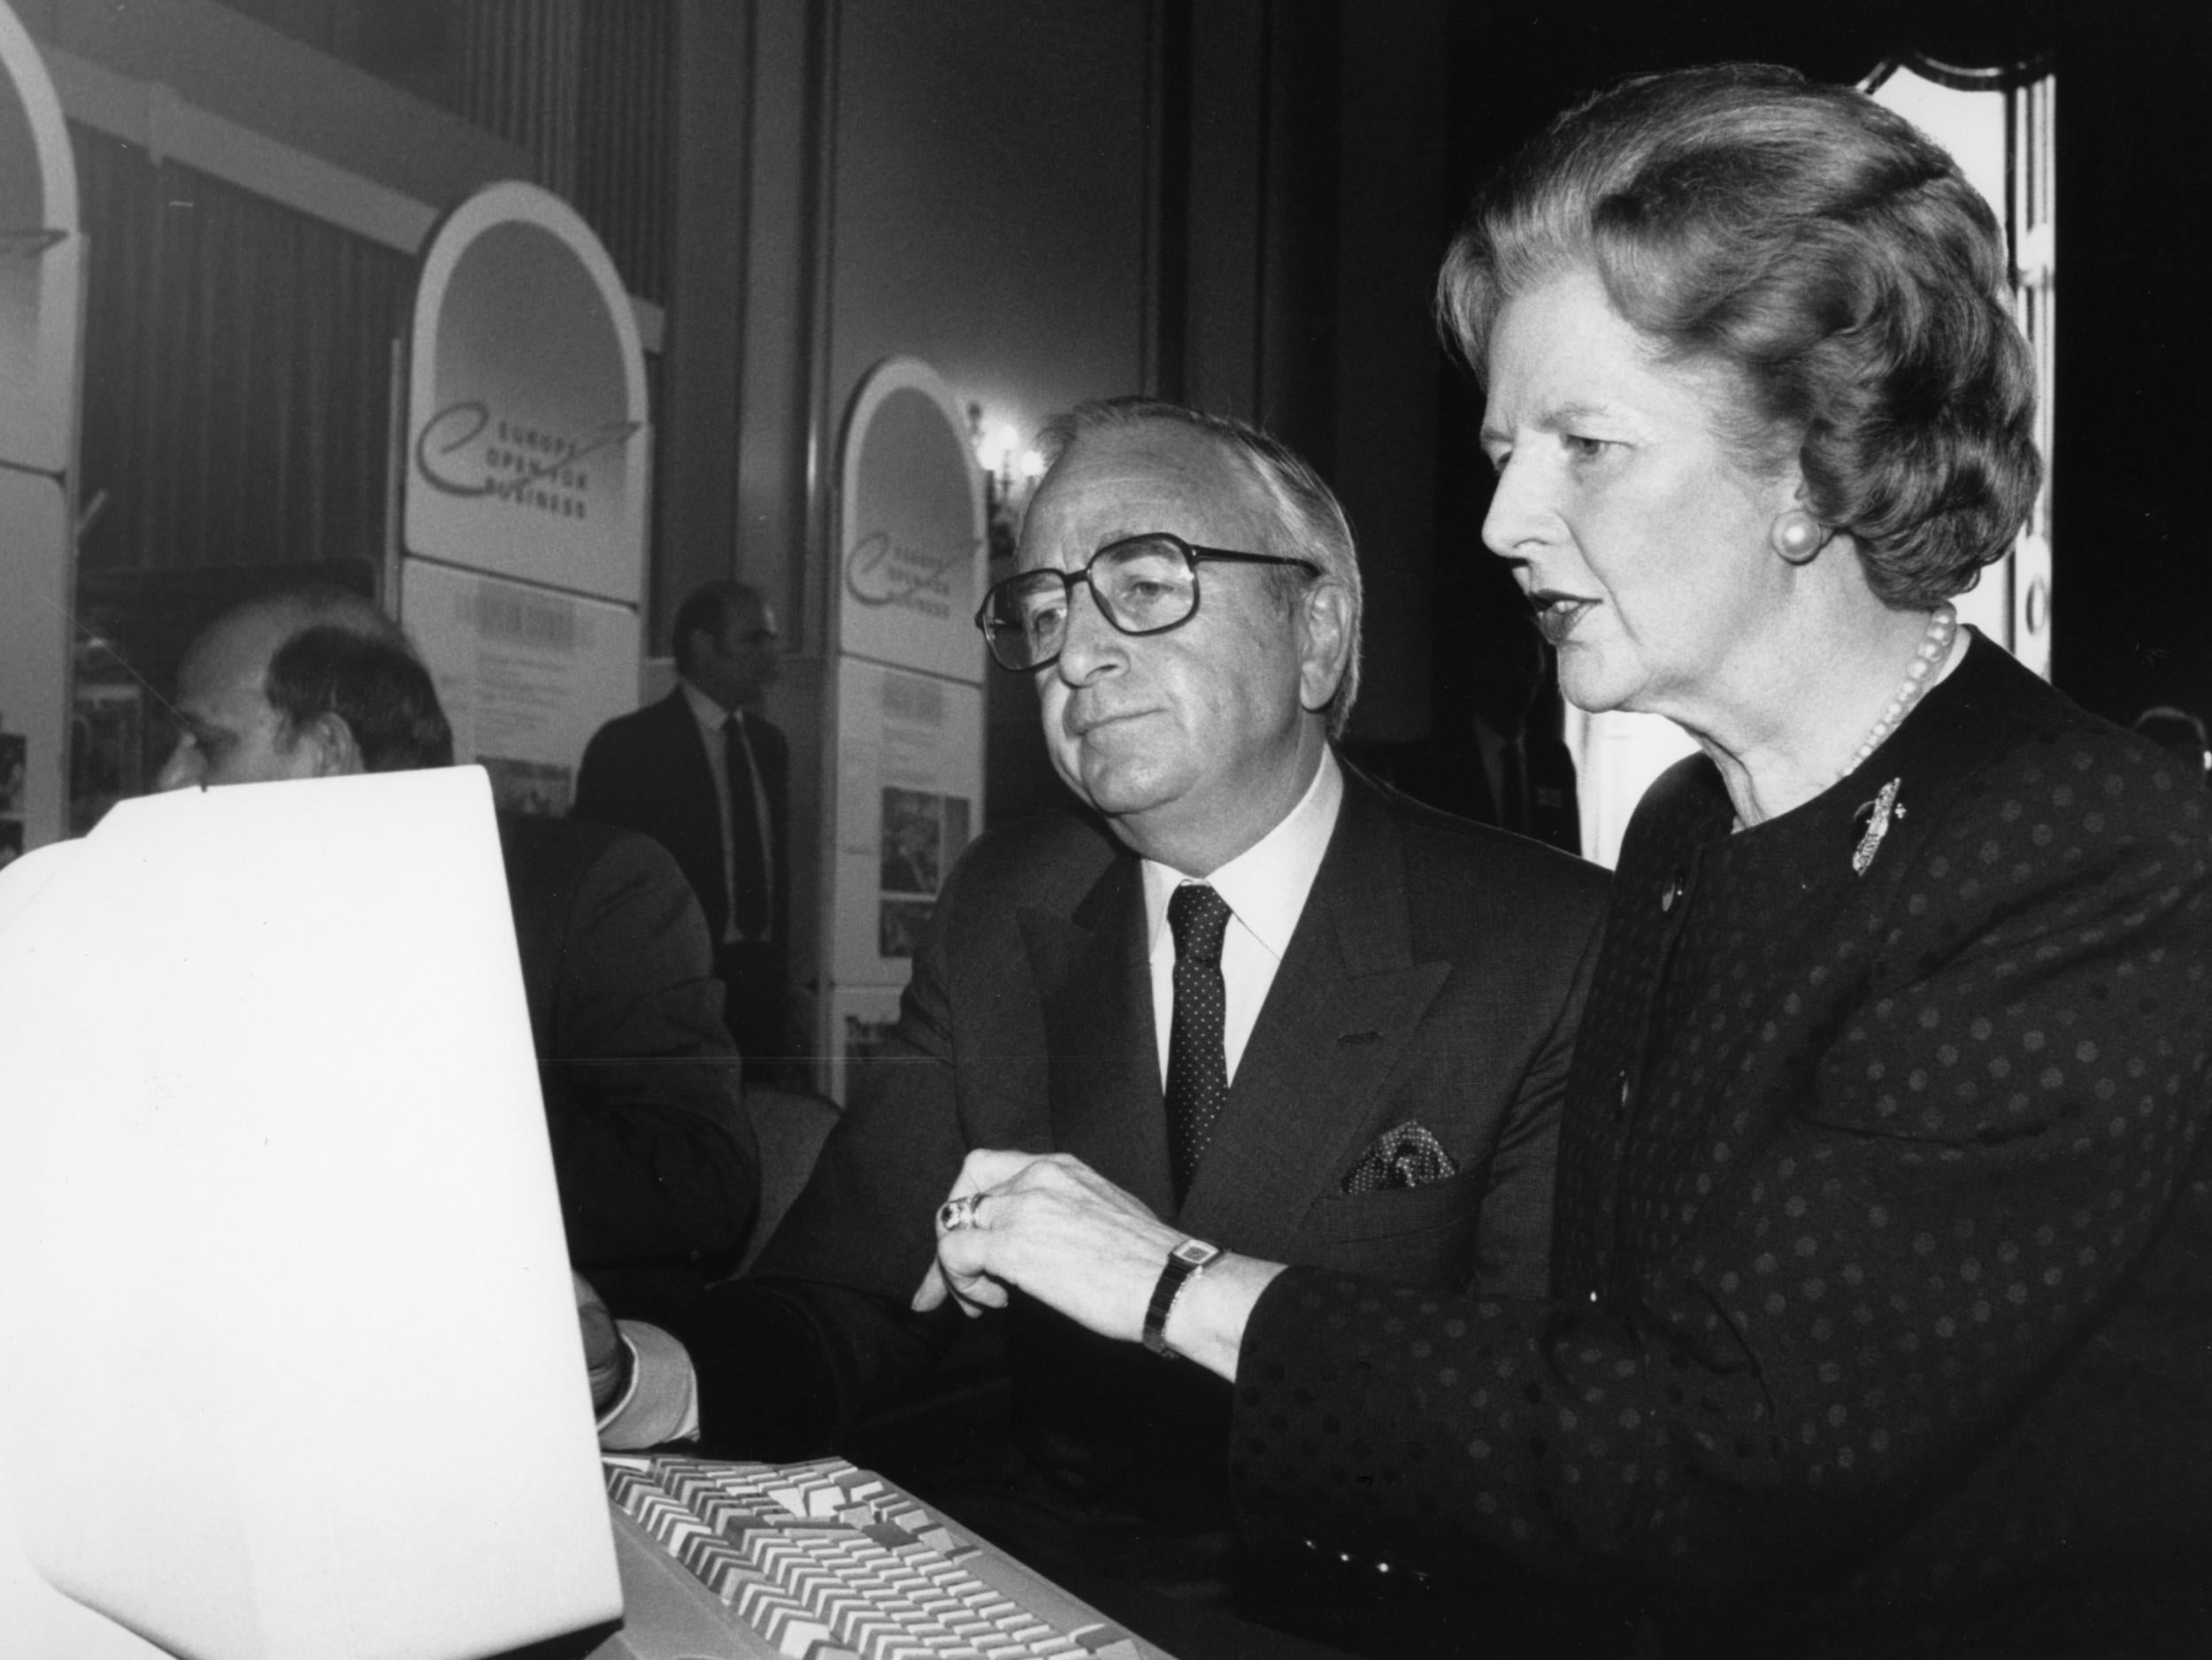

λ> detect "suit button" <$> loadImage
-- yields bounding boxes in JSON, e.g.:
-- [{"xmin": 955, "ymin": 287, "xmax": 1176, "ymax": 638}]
[{"xmin": 1660, "ymin": 872, "xmax": 1686, "ymax": 912}]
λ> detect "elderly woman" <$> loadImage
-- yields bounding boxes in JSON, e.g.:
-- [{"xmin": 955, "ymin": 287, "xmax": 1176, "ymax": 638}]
[{"xmin": 925, "ymin": 65, "xmax": 2212, "ymax": 1655}]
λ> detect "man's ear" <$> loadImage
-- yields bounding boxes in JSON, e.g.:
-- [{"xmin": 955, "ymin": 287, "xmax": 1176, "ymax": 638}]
[
  {"xmin": 1295, "ymin": 580, "xmax": 1355, "ymax": 714},
  {"xmin": 298, "ymin": 711, "xmax": 365, "ymax": 777}
]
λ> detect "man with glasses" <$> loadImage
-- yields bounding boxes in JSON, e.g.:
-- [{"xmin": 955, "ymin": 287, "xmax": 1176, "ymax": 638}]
[{"xmin": 588, "ymin": 399, "xmax": 1606, "ymax": 1638}]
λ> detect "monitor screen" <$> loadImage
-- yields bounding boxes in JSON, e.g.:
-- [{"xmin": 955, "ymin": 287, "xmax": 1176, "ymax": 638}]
[{"xmin": 0, "ymin": 768, "xmax": 622, "ymax": 1660}]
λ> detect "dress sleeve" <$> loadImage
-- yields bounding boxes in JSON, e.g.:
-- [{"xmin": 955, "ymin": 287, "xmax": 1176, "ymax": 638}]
[{"xmin": 1231, "ymin": 739, "xmax": 2212, "ymax": 1599}]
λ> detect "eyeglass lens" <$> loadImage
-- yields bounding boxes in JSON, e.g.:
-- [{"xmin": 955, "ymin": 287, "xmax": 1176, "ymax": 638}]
[{"xmin": 986, "ymin": 536, "xmax": 1197, "ymax": 667}]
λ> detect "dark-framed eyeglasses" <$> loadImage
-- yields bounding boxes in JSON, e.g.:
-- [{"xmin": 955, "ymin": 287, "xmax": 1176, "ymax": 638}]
[{"xmin": 974, "ymin": 532, "xmax": 1322, "ymax": 672}]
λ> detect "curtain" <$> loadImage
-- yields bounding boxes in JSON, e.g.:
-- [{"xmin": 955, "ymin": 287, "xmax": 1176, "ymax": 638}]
[{"xmin": 71, "ymin": 122, "xmax": 411, "ymax": 579}]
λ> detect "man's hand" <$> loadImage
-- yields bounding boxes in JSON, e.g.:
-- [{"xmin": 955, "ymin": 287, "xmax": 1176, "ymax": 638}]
[
  {"xmin": 912, "ymin": 1150, "xmax": 1291, "ymax": 1380},
  {"xmin": 575, "ymin": 1271, "xmax": 628, "ymax": 1413},
  {"xmin": 911, "ymin": 1150, "xmax": 1183, "ymax": 1341}
]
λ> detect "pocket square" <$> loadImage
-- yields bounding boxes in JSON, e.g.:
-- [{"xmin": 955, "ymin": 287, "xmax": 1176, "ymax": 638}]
[{"xmin": 1341, "ymin": 1121, "xmax": 1458, "ymax": 1194}]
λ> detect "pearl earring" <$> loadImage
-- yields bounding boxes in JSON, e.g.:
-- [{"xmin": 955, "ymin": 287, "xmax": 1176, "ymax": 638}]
[{"xmin": 1772, "ymin": 511, "xmax": 1825, "ymax": 565}]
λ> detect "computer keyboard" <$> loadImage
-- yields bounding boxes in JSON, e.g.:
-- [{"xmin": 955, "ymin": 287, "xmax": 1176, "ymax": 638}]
[{"xmin": 600, "ymin": 1454, "xmax": 1170, "ymax": 1660}]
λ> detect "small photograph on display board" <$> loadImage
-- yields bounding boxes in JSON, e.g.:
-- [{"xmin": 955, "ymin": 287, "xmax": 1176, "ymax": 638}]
[
  {"xmin": 875, "ymin": 786, "xmax": 973, "ymax": 958},
  {"xmin": 877, "ymin": 901, "xmax": 932, "ymax": 961},
  {"xmin": 401, "ymin": 560, "xmax": 641, "ymax": 818},
  {"xmin": 831, "ymin": 657, "xmax": 983, "ymax": 984},
  {"xmin": 879, "ymin": 786, "xmax": 942, "ymax": 895}
]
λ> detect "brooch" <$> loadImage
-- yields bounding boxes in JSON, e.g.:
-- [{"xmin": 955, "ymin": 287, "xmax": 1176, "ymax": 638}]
[{"xmin": 1850, "ymin": 778, "xmax": 1904, "ymax": 877}]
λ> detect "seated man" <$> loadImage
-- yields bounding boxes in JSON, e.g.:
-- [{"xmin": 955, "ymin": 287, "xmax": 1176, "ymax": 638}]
[
  {"xmin": 157, "ymin": 591, "xmax": 757, "ymax": 1321},
  {"xmin": 591, "ymin": 400, "xmax": 1610, "ymax": 1627}
]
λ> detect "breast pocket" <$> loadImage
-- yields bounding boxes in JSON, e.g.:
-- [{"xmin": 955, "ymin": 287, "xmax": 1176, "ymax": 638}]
[{"xmin": 1303, "ymin": 1166, "xmax": 1486, "ymax": 1289}]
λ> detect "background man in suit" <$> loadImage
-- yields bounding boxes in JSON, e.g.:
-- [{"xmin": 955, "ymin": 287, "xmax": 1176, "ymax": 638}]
[
  {"xmin": 588, "ymin": 400, "xmax": 1607, "ymax": 1641},
  {"xmin": 157, "ymin": 590, "xmax": 757, "ymax": 1322},
  {"xmin": 573, "ymin": 580, "xmax": 791, "ymax": 1080}
]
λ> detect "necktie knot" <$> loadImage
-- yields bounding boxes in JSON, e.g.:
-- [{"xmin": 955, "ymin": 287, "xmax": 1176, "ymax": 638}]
[{"xmin": 1167, "ymin": 882, "xmax": 1232, "ymax": 964}]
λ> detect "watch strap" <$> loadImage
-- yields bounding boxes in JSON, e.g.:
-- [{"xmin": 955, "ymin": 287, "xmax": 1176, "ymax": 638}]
[{"xmin": 1142, "ymin": 1237, "xmax": 1224, "ymax": 1358}]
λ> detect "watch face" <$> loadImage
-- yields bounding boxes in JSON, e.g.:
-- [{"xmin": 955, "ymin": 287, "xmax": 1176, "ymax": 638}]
[{"xmin": 1171, "ymin": 1239, "xmax": 1224, "ymax": 1269}]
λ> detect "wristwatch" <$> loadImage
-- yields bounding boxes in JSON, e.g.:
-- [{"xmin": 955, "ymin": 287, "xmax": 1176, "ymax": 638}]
[{"xmin": 1142, "ymin": 1237, "xmax": 1225, "ymax": 1358}]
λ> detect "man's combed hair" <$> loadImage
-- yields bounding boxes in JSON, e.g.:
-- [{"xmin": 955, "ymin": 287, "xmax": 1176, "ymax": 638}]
[
  {"xmin": 1437, "ymin": 62, "xmax": 2041, "ymax": 607},
  {"xmin": 266, "ymin": 625, "xmax": 455, "ymax": 772},
  {"xmin": 1037, "ymin": 396, "xmax": 1364, "ymax": 736}
]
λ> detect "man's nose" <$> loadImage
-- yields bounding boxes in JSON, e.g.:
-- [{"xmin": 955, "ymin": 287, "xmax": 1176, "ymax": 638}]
[{"xmin": 1052, "ymin": 581, "xmax": 1126, "ymax": 684}]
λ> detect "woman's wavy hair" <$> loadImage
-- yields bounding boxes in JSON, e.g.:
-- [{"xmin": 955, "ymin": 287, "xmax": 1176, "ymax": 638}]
[{"xmin": 1438, "ymin": 63, "xmax": 2040, "ymax": 607}]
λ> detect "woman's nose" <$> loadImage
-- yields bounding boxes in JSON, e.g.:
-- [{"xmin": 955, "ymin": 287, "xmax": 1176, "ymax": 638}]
[{"xmin": 1481, "ymin": 450, "xmax": 1552, "ymax": 562}]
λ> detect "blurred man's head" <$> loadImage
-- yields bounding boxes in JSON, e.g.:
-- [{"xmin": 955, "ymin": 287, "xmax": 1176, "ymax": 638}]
[
  {"xmin": 673, "ymin": 580, "xmax": 781, "ymax": 713},
  {"xmin": 157, "ymin": 589, "xmax": 452, "ymax": 791}
]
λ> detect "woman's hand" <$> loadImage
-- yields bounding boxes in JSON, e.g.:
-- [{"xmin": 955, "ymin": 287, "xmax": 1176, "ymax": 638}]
[{"xmin": 912, "ymin": 1149, "xmax": 1286, "ymax": 1380}]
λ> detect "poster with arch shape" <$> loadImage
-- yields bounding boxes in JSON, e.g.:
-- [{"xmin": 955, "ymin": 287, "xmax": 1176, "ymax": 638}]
[
  {"xmin": 0, "ymin": 2, "xmax": 80, "ymax": 863},
  {"xmin": 821, "ymin": 358, "xmax": 988, "ymax": 1101},
  {"xmin": 836, "ymin": 357, "xmax": 989, "ymax": 680},
  {"xmin": 404, "ymin": 181, "xmax": 649, "ymax": 603},
  {"xmin": 399, "ymin": 181, "xmax": 648, "ymax": 818}
]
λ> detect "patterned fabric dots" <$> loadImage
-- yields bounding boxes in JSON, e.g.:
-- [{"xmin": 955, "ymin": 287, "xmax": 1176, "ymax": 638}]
[{"xmin": 1231, "ymin": 642, "xmax": 2212, "ymax": 1649}]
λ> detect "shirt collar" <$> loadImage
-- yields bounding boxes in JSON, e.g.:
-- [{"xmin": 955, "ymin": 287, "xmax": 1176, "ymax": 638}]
[
  {"xmin": 681, "ymin": 678, "xmax": 736, "ymax": 734},
  {"xmin": 1142, "ymin": 748, "xmax": 1344, "ymax": 963}
]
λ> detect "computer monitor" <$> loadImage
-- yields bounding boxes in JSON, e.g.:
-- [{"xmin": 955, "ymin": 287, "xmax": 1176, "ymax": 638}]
[{"xmin": 0, "ymin": 768, "xmax": 622, "ymax": 1659}]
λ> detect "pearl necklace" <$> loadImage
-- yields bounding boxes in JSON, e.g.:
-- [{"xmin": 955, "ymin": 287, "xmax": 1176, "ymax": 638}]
[{"xmin": 1839, "ymin": 602, "xmax": 1957, "ymax": 780}]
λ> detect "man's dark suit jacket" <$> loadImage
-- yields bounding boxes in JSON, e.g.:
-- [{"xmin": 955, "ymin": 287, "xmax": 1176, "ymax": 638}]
[
  {"xmin": 665, "ymin": 764, "xmax": 1609, "ymax": 1533},
  {"xmin": 572, "ymin": 688, "xmax": 790, "ymax": 951},
  {"xmin": 496, "ymin": 812, "xmax": 757, "ymax": 1323}
]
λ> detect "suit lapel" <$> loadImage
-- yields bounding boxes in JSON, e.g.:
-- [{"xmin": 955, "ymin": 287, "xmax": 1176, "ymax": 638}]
[
  {"xmin": 1026, "ymin": 852, "xmax": 1177, "ymax": 1217},
  {"xmin": 1179, "ymin": 773, "xmax": 1449, "ymax": 1255}
]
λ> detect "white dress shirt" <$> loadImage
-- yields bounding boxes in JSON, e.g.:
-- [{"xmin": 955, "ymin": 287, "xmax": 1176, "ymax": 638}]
[
  {"xmin": 1141, "ymin": 747, "xmax": 1344, "ymax": 1087},
  {"xmin": 681, "ymin": 679, "xmax": 774, "ymax": 945}
]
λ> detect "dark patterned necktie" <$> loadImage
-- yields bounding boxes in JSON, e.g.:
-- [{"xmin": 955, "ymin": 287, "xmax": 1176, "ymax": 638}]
[
  {"xmin": 1165, "ymin": 883, "xmax": 1233, "ymax": 1204},
  {"xmin": 722, "ymin": 715, "xmax": 772, "ymax": 938}
]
